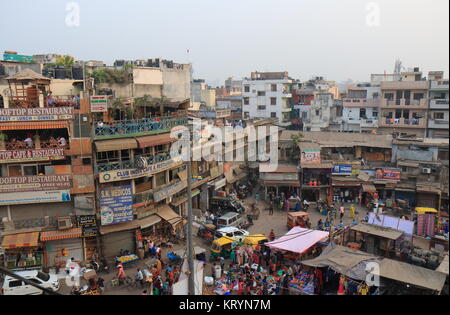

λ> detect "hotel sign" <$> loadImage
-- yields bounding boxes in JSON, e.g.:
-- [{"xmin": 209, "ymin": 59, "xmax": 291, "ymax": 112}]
[
  {"xmin": 0, "ymin": 148, "xmax": 65, "ymax": 164},
  {"xmin": 0, "ymin": 107, "xmax": 74, "ymax": 121},
  {"xmin": 99, "ymin": 159, "xmax": 183, "ymax": 183},
  {"xmin": 0, "ymin": 175, "xmax": 72, "ymax": 193},
  {"xmin": 153, "ymin": 181, "xmax": 188, "ymax": 202}
]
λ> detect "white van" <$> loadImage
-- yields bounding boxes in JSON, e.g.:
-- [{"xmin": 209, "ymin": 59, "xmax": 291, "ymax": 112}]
[
  {"xmin": 216, "ymin": 212, "xmax": 245, "ymax": 229},
  {"xmin": 2, "ymin": 270, "xmax": 60, "ymax": 295}
]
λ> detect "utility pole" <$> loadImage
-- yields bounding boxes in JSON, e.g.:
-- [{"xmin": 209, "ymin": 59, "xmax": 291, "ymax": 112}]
[{"xmin": 186, "ymin": 135, "xmax": 195, "ymax": 295}]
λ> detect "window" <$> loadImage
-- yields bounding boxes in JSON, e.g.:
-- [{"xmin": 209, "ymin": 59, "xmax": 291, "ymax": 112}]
[
  {"xmin": 270, "ymin": 98, "xmax": 277, "ymax": 105},
  {"xmin": 403, "ymin": 110, "xmax": 410, "ymax": 119},
  {"xmin": 244, "ymin": 112, "xmax": 250, "ymax": 118},
  {"xmin": 23, "ymin": 165, "xmax": 38, "ymax": 176},
  {"xmin": 434, "ymin": 112, "xmax": 445, "ymax": 120},
  {"xmin": 315, "ymin": 110, "xmax": 320, "ymax": 116},
  {"xmin": 257, "ymin": 91, "xmax": 266, "ymax": 97},
  {"xmin": 243, "ymin": 97, "xmax": 249, "ymax": 105},
  {"xmin": 395, "ymin": 110, "xmax": 402, "ymax": 119},
  {"xmin": 271, "ymin": 112, "xmax": 277, "ymax": 118},
  {"xmin": 438, "ymin": 150, "xmax": 449, "ymax": 161},
  {"xmin": 244, "ymin": 85, "xmax": 250, "ymax": 93},
  {"xmin": 271, "ymin": 84, "xmax": 277, "ymax": 92},
  {"xmin": 8, "ymin": 280, "xmax": 23, "ymax": 288},
  {"xmin": 257, "ymin": 106, "xmax": 266, "ymax": 110},
  {"xmin": 385, "ymin": 93, "xmax": 394, "ymax": 100},
  {"xmin": 155, "ymin": 172, "xmax": 166, "ymax": 187},
  {"xmin": 413, "ymin": 93, "xmax": 424, "ymax": 100},
  {"xmin": 359, "ymin": 108, "xmax": 366, "ymax": 119},
  {"xmin": 82, "ymin": 158, "xmax": 92, "ymax": 165},
  {"xmin": 373, "ymin": 111, "xmax": 378, "ymax": 118}
]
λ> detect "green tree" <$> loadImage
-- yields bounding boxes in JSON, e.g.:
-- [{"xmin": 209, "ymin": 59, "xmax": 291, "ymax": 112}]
[
  {"xmin": 290, "ymin": 133, "xmax": 303, "ymax": 163},
  {"xmin": 55, "ymin": 55, "xmax": 75, "ymax": 78}
]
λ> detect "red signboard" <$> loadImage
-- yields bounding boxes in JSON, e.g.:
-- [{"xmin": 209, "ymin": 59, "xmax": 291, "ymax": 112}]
[{"xmin": 0, "ymin": 148, "xmax": 65, "ymax": 163}]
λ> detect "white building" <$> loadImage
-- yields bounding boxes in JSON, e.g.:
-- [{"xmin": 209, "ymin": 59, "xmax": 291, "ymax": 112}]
[
  {"xmin": 303, "ymin": 92, "xmax": 336, "ymax": 131},
  {"xmin": 242, "ymin": 72, "xmax": 292, "ymax": 126},
  {"xmin": 428, "ymin": 71, "xmax": 449, "ymax": 138}
]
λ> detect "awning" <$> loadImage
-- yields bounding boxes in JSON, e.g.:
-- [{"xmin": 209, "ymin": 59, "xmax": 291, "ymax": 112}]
[
  {"xmin": 332, "ymin": 181, "xmax": 361, "ymax": 187},
  {"xmin": 266, "ymin": 227, "xmax": 329, "ymax": 254},
  {"xmin": 224, "ymin": 170, "xmax": 235, "ymax": 184},
  {"xmin": 40, "ymin": 228, "xmax": 82, "ymax": 241},
  {"xmin": 350, "ymin": 223, "xmax": 403, "ymax": 240},
  {"xmin": 375, "ymin": 258, "xmax": 447, "ymax": 291},
  {"xmin": 262, "ymin": 180, "xmax": 300, "ymax": 187},
  {"xmin": 99, "ymin": 220, "xmax": 140, "ymax": 235},
  {"xmin": 156, "ymin": 204, "xmax": 182, "ymax": 227},
  {"xmin": 398, "ymin": 161, "xmax": 420, "ymax": 168},
  {"xmin": 177, "ymin": 170, "xmax": 188, "ymax": 181},
  {"xmin": 0, "ymin": 121, "xmax": 68, "ymax": 131},
  {"xmin": 416, "ymin": 186, "xmax": 441, "ymax": 194},
  {"xmin": 135, "ymin": 133, "xmax": 176, "ymax": 149},
  {"xmin": 95, "ymin": 138, "xmax": 138, "ymax": 152},
  {"xmin": 301, "ymin": 163, "xmax": 333, "ymax": 169},
  {"xmin": 139, "ymin": 215, "xmax": 162, "ymax": 229},
  {"xmin": 362, "ymin": 184, "xmax": 377, "ymax": 193},
  {"xmin": 1, "ymin": 232, "xmax": 40, "ymax": 249}
]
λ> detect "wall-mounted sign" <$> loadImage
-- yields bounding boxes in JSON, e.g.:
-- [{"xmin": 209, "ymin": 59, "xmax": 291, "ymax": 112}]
[
  {"xmin": 99, "ymin": 159, "xmax": 183, "ymax": 183},
  {"xmin": 376, "ymin": 168, "xmax": 401, "ymax": 181},
  {"xmin": 0, "ymin": 175, "xmax": 72, "ymax": 193},
  {"xmin": 332, "ymin": 165, "xmax": 353, "ymax": 175},
  {"xmin": 300, "ymin": 149, "xmax": 321, "ymax": 165},
  {"xmin": 153, "ymin": 181, "xmax": 188, "ymax": 202},
  {"xmin": 90, "ymin": 96, "xmax": 109, "ymax": 112},
  {"xmin": 0, "ymin": 190, "xmax": 71, "ymax": 205},
  {"xmin": 99, "ymin": 185, "xmax": 134, "ymax": 226},
  {"xmin": 77, "ymin": 215, "xmax": 98, "ymax": 237},
  {"xmin": 0, "ymin": 148, "xmax": 65, "ymax": 164},
  {"xmin": 0, "ymin": 107, "xmax": 74, "ymax": 121}
]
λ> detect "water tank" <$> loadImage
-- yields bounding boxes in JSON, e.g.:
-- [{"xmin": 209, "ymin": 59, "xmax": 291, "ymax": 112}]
[
  {"xmin": 72, "ymin": 67, "xmax": 84, "ymax": 80},
  {"xmin": 0, "ymin": 65, "xmax": 5, "ymax": 76},
  {"xmin": 54, "ymin": 67, "xmax": 67, "ymax": 79},
  {"xmin": 414, "ymin": 67, "xmax": 420, "ymax": 72}
]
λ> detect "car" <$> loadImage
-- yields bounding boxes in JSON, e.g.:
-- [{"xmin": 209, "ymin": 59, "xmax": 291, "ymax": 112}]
[
  {"xmin": 2, "ymin": 270, "xmax": 60, "ymax": 295},
  {"xmin": 215, "ymin": 226, "xmax": 250, "ymax": 242},
  {"xmin": 216, "ymin": 212, "xmax": 246, "ymax": 229}
]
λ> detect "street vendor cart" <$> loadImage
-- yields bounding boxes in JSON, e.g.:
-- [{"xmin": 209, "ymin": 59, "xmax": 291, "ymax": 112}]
[
  {"xmin": 243, "ymin": 235, "xmax": 269, "ymax": 249},
  {"xmin": 114, "ymin": 254, "xmax": 139, "ymax": 268},
  {"xmin": 287, "ymin": 212, "xmax": 310, "ymax": 229}
]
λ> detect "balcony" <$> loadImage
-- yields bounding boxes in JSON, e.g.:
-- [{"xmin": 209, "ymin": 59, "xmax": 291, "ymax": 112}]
[
  {"xmin": 381, "ymin": 98, "xmax": 428, "ymax": 109},
  {"xmin": 428, "ymin": 119, "xmax": 449, "ymax": 130},
  {"xmin": 430, "ymin": 80, "xmax": 449, "ymax": 91},
  {"xmin": 380, "ymin": 81, "xmax": 429, "ymax": 90},
  {"xmin": 4, "ymin": 138, "xmax": 69, "ymax": 151},
  {"xmin": 94, "ymin": 116, "xmax": 188, "ymax": 139},
  {"xmin": 430, "ymin": 99, "xmax": 449, "ymax": 109},
  {"xmin": 95, "ymin": 152, "xmax": 171, "ymax": 174},
  {"xmin": 343, "ymin": 98, "xmax": 380, "ymax": 108},
  {"xmin": 379, "ymin": 117, "xmax": 427, "ymax": 128}
]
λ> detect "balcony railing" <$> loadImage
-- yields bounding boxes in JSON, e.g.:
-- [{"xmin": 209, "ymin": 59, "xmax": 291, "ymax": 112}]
[
  {"xmin": 381, "ymin": 118, "xmax": 426, "ymax": 128},
  {"xmin": 134, "ymin": 190, "xmax": 154, "ymax": 205},
  {"xmin": 95, "ymin": 152, "xmax": 172, "ymax": 173},
  {"xmin": 382, "ymin": 98, "xmax": 428, "ymax": 108},
  {"xmin": 428, "ymin": 119, "xmax": 449, "ymax": 129},
  {"xmin": 430, "ymin": 99, "xmax": 449, "ymax": 109},
  {"xmin": 5, "ymin": 139, "xmax": 69, "ymax": 150},
  {"xmin": 94, "ymin": 116, "xmax": 188, "ymax": 138}
]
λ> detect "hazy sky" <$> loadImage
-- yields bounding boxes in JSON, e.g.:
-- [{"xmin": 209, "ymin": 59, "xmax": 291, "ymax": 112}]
[{"xmin": 1, "ymin": 0, "xmax": 448, "ymax": 86}]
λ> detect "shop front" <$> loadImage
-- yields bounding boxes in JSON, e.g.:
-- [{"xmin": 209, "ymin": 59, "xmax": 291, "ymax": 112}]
[
  {"xmin": 156, "ymin": 204, "xmax": 185, "ymax": 238},
  {"xmin": 300, "ymin": 164, "xmax": 332, "ymax": 203},
  {"xmin": 40, "ymin": 228, "xmax": 84, "ymax": 267},
  {"xmin": 99, "ymin": 220, "xmax": 139, "ymax": 259},
  {"xmin": 331, "ymin": 177, "xmax": 362, "ymax": 204},
  {"xmin": 416, "ymin": 186, "xmax": 441, "ymax": 210},
  {"xmin": 1, "ymin": 232, "xmax": 43, "ymax": 270}
]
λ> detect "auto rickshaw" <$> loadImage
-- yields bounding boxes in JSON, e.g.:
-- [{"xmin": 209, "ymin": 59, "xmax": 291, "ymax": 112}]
[
  {"xmin": 243, "ymin": 234, "xmax": 269, "ymax": 249},
  {"xmin": 210, "ymin": 236, "xmax": 237, "ymax": 261},
  {"xmin": 287, "ymin": 211, "xmax": 310, "ymax": 229},
  {"xmin": 415, "ymin": 207, "xmax": 438, "ymax": 215}
]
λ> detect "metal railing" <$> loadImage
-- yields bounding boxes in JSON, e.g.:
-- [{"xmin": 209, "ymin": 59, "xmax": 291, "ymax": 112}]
[
  {"xmin": 95, "ymin": 152, "xmax": 172, "ymax": 173},
  {"xmin": 94, "ymin": 116, "xmax": 188, "ymax": 137},
  {"xmin": 5, "ymin": 140, "xmax": 69, "ymax": 150}
]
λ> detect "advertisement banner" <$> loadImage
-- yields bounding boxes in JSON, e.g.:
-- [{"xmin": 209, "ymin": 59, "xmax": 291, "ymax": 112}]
[
  {"xmin": 99, "ymin": 159, "xmax": 183, "ymax": 183},
  {"xmin": 376, "ymin": 168, "xmax": 401, "ymax": 181},
  {"xmin": 0, "ymin": 175, "xmax": 72, "ymax": 193},
  {"xmin": 0, "ymin": 190, "xmax": 71, "ymax": 205},
  {"xmin": 301, "ymin": 149, "xmax": 321, "ymax": 165},
  {"xmin": 99, "ymin": 185, "xmax": 134, "ymax": 225},
  {"xmin": 0, "ymin": 107, "xmax": 74, "ymax": 121},
  {"xmin": 0, "ymin": 148, "xmax": 65, "ymax": 164},
  {"xmin": 332, "ymin": 165, "xmax": 353, "ymax": 175},
  {"xmin": 153, "ymin": 181, "xmax": 188, "ymax": 202}
]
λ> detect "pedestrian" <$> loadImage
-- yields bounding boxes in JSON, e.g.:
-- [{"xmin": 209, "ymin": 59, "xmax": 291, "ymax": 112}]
[
  {"xmin": 211, "ymin": 263, "xmax": 217, "ymax": 282},
  {"xmin": 269, "ymin": 229, "xmax": 275, "ymax": 241},
  {"xmin": 269, "ymin": 206, "xmax": 274, "ymax": 216},
  {"xmin": 317, "ymin": 219, "xmax": 323, "ymax": 231},
  {"xmin": 136, "ymin": 268, "xmax": 144, "ymax": 287},
  {"xmin": 339, "ymin": 205, "xmax": 345, "ymax": 220},
  {"xmin": 350, "ymin": 204, "xmax": 355, "ymax": 219},
  {"xmin": 97, "ymin": 277, "xmax": 105, "ymax": 293}
]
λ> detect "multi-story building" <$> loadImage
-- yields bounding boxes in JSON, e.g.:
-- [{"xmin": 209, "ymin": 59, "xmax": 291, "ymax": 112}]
[
  {"xmin": 302, "ymin": 92, "xmax": 338, "ymax": 131},
  {"xmin": 0, "ymin": 69, "xmax": 94, "ymax": 270},
  {"xmin": 341, "ymin": 83, "xmax": 381, "ymax": 133},
  {"xmin": 378, "ymin": 69, "xmax": 429, "ymax": 137},
  {"xmin": 427, "ymin": 71, "xmax": 449, "ymax": 139},
  {"xmin": 191, "ymin": 79, "xmax": 216, "ymax": 107},
  {"xmin": 242, "ymin": 72, "xmax": 292, "ymax": 126}
]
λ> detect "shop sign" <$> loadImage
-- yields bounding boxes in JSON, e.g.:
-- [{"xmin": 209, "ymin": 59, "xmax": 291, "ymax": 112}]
[
  {"xmin": 300, "ymin": 149, "xmax": 321, "ymax": 165},
  {"xmin": 153, "ymin": 181, "xmax": 188, "ymax": 202},
  {"xmin": 0, "ymin": 175, "xmax": 72, "ymax": 193},
  {"xmin": 332, "ymin": 165, "xmax": 353, "ymax": 175},
  {"xmin": 0, "ymin": 190, "xmax": 71, "ymax": 205},
  {"xmin": 99, "ymin": 185, "xmax": 134, "ymax": 225},
  {"xmin": 90, "ymin": 96, "xmax": 109, "ymax": 112},
  {"xmin": 0, "ymin": 148, "xmax": 65, "ymax": 164},
  {"xmin": 375, "ymin": 168, "xmax": 401, "ymax": 181},
  {"xmin": 82, "ymin": 226, "xmax": 98, "ymax": 237},
  {"xmin": 0, "ymin": 107, "xmax": 74, "ymax": 121},
  {"xmin": 99, "ymin": 159, "xmax": 183, "ymax": 183},
  {"xmin": 77, "ymin": 215, "xmax": 96, "ymax": 227}
]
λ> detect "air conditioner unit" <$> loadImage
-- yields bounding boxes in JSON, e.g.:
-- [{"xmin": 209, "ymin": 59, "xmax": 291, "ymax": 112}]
[
  {"xmin": 422, "ymin": 167, "xmax": 432, "ymax": 174},
  {"xmin": 57, "ymin": 217, "xmax": 73, "ymax": 230}
]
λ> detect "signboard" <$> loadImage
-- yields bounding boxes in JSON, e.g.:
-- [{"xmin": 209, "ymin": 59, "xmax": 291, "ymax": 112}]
[
  {"xmin": 99, "ymin": 159, "xmax": 183, "ymax": 183},
  {"xmin": 99, "ymin": 185, "xmax": 134, "ymax": 225},
  {"xmin": 153, "ymin": 181, "xmax": 188, "ymax": 202},
  {"xmin": 3, "ymin": 53, "xmax": 34, "ymax": 63},
  {"xmin": 332, "ymin": 165, "xmax": 353, "ymax": 175},
  {"xmin": 300, "ymin": 149, "xmax": 321, "ymax": 165},
  {"xmin": 376, "ymin": 168, "xmax": 401, "ymax": 181},
  {"xmin": 0, "ymin": 190, "xmax": 71, "ymax": 205},
  {"xmin": 77, "ymin": 215, "xmax": 98, "ymax": 237},
  {"xmin": 90, "ymin": 96, "xmax": 109, "ymax": 112},
  {"xmin": 0, "ymin": 175, "xmax": 72, "ymax": 193},
  {"xmin": 0, "ymin": 148, "xmax": 65, "ymax": 164},
  {"xmin": 0, "ymin": 107, "xmax": 74, "ymax": 121},
  {"xmin": 82, "ymin": 226, "xmax": 98, "ymax": 238}
]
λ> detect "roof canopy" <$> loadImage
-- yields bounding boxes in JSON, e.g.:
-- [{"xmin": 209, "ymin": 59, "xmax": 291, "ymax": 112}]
[
  {"xmin": 6, "ymin": 68, "xmax": 51, "ymax": 83},
  {"xmin": 266, "ymin": 227, "xmax": 329, "ymax": 254},
  {"xmin": 350, "ymin": 223, "xmax": 403, "ymax": 240}
]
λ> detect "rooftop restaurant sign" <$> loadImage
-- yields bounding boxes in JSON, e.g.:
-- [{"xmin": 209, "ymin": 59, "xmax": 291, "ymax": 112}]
[
  {"xmin": 0, "ymin": 175, "xmax": 72, "ymax": 193},
  {"xmin": 0, "ymin": 107, "xmax": 74, "ymax": 121},
  {"xmin": 0, "ymin": 148, "xmax": 65, "ymax": 163},
  {"xmin": 99, "ymin": 159, "xmax": 183, "ymax": 183}
]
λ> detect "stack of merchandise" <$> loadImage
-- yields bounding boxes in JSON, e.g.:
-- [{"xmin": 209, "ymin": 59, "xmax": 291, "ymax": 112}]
[{"xmin": 289, "ymin": 272, "xmax": 315, "ymax": 295}]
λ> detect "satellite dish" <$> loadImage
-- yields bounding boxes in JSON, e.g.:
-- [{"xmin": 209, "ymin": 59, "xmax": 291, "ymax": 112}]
[{"xmin": 3, "ymin": 88, "xmax": 12, "ymax": 97}]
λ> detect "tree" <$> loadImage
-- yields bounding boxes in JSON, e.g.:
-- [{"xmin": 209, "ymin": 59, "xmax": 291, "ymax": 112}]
[
  {"xmin": 290, "ymin": 133, "xmax": 303, "ymax": 163},
  {"xmin": 55, "ymin": 55, "xmax": 75, "ymax": 78}
]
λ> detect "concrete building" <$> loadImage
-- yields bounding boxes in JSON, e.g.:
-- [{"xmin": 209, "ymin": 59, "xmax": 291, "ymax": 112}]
[
  {"xmin": 427, "ymin": 71, "xmax": 449, "ymax": 139},
  {"xmin": 302, "ymin": 92, "xmax": 342, "ymax": 132},
  {"xmin": 192, "ymin": 79, "xmax": 216, "ymax": 107},
  {"xmin": 242, "ymin": 71, "xmax": 292, "ymax": 126}
]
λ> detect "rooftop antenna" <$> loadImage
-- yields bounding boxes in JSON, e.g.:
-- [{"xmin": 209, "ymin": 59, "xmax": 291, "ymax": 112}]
[{"xmin": 394, "ymin": 59, "xmax": 402, "ymax": 75}]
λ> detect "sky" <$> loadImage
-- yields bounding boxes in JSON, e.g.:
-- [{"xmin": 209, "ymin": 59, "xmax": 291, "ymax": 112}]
[{"xmin": 1, "ymin": 0, "xmax": 448, "ymax": 86}]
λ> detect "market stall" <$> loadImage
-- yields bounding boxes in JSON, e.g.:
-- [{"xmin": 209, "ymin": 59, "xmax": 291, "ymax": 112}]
[
  {"xmin": 1, "ymin": 232, "xmax": 43, "ymax": 270},
  {"xmin": 266, "ymin": 227, "xmax": 329, "ymax": 256}
]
